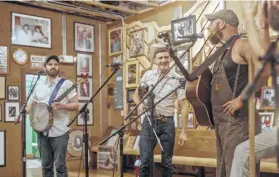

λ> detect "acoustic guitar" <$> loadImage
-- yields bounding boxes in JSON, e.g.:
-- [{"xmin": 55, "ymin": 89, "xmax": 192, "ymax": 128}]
[{"xmin": 157, "ymin": 32, "xmax": 235, "ymax": 127}]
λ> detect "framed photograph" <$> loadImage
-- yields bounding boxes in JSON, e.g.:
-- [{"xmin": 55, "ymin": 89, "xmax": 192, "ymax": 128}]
[
  {"xmin": 126, "ymin": 60, "xmax": 139, "ymax": 88},
  {"xmin": 76, "ymin": 53, "xmax": 92, "ymax": 76},
  {"xmin": 77, "ymin": 102, "xmax": 93, "ymax": 126},
  {"xmin": 30, "ymin": 55, "xmax": 47, "ymax": 70},
  {"xmin": 0, "ymin": 77, "xmax": 6, "ymax": 100},
  {"xmin": 127, "ymin": 89, "xmax": 135, "ymax": 103},
  {"xmin": 259, "ymin": 112, "xmax": 274, "ymax": 131},
  {"xmin": 187, "ymin": 112, "xmax": 195, "ymax": 128},
  {"xmin": 5, "ymin": 102, "xmax": 19, "ymax": 122},
  {"xmin": 8, "ymin": 86, "xmax": 19, "ymax": 101},
  {"xmin": 171, "ymin": 15, "xmax": 196, "ymax": 45},
  {"xmin": 74, "ymin": 22, "xmax": 94, "ymax": 53},
  {"xmin": 111, "ymin": 55, "xmax": 122, "ymax": 65},
  {"xmin": 129, "ymin": 29, "xmax": 145, "ymax": 58},
  {"xmin": 98, "ymin": 146, "xmax": 118, "ymax": 170},
  {"xmin": 0, "ymin": 46, "xmax": 8, "ymax": 74},
  {"xmin": 128, "ymin": 103, "xmax": 138, "ymax": 117},
  {"xmin": 0, "ymin": 130, "xmax": 6, "ymax": 167},
  {"xmin": 260, "ymin": 87, "xmax": 275, "ymax": 109},
  {"xmin": 109, "ymin": 27, "xmax": 122, "ymax": 56},
  {"xmin": 77, "ymin": 78, "xmax": 92, "ymax": 101},
  {"xmin": 12, "ymin": 13, "xmax": 51, "ymax": 48}
]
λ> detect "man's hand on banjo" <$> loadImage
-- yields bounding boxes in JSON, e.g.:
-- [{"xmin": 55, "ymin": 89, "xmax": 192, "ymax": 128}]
[{"xmin": 51, "ymin": 102, "xmax": 65, "ymax": 110}]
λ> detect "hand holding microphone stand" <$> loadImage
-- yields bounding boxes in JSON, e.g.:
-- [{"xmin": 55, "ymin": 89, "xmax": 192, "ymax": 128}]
[
  {"xmin": 15, "ymin": 71, "xmax": 44, "ymax": 177},
  {"xmin": 67, "ymin": 64, "xmax": 121, "ymax": 177}
]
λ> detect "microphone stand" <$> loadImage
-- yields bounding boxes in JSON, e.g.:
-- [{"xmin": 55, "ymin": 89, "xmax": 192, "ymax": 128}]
[
  {"xmin": 67, "ymin": 65, "xmax": 120, "ymax": 177},
  {"xmin": 15, "ymin": 73, "xmax": 42, "ymax": 177},
  {"xmin": 99, "ymin": 83, "xmax": 184, "ymax": 177}
]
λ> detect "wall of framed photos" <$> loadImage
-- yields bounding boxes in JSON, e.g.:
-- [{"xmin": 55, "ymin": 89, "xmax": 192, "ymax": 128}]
[{"xmin": 0, "ymin": 2, "xmax": 108, "ymax": 176}]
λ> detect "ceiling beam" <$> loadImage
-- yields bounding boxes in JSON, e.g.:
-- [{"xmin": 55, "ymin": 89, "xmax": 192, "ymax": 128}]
[
  {"xmin": 127, "ymin": 1, "xmax": 159, "ymax": 8},
  {"xmin": 18, "ymin": 1, "xmax": 121, "ymax": 20},
  {"xmin": 81, "ymin": 1, "xmax": 139, "ymax": 15}
]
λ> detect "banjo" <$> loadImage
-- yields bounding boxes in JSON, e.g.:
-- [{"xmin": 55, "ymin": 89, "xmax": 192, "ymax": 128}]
[{"xmin": 30, "ymin": 75, "xmax": 88, "ymax": 132}]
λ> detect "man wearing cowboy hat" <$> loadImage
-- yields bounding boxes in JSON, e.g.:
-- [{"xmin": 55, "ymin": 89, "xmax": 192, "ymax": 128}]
[{"xmin": 133, "ymin": 42, "xmax": 188, "ymax": 177}]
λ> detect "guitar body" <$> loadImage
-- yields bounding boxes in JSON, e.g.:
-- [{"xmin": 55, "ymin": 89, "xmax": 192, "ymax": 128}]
[{"xmin": 186, "ymin": 66, "xmax": 214, "ymax": 127}]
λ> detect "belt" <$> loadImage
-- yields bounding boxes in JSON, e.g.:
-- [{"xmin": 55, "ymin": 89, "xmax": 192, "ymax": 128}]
[{"xmin": 154, "ymin": 114, "xmax": 173, "ymax": 122}]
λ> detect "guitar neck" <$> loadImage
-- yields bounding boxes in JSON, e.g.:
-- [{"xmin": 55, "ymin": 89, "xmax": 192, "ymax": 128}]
[{"xmin": 54, "ymin": 83, "xmax": 77, "ymax": 102}]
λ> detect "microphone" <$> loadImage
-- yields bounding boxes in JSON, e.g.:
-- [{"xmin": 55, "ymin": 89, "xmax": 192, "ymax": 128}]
[
  {"xmin": 105, "ymin": 62, "xmax": 123, "ymax": 67},
  {"xmin": 177, "ymin": 32, "xmax": 204, "ymax": 39}
]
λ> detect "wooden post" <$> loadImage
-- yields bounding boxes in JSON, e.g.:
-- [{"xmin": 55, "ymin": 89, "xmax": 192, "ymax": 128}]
[{"xmin": 248, "ymin": 58, "xmax": 256, "ymax": 177}]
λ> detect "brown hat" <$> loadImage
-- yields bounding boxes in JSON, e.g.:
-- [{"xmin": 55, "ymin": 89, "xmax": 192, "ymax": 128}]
[{"xmin": 205, "ymin": 9, "xmax": 239, "ymax": 27}]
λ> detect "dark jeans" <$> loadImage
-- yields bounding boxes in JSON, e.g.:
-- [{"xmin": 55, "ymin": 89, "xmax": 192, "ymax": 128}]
[
  {"xmin": 139, "ymin": 116, "xmax": 175, "ymax": 177},
  {"xmin": 38, "ymin": 132, "xmax": 69, "ymax": 177}
]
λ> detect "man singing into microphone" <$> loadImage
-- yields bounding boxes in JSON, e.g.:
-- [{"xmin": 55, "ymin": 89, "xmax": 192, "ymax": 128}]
[
  {"xmin": 133, "ymin": 42, "xmax": 188, "ymax": 177},
  {"xmin": 198, "ymin": 9, "xmax": 269, "ymax": 177}
]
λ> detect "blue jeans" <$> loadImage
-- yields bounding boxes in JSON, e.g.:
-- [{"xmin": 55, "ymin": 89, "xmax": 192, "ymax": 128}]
[
  {"xmin": 38, "ymin": 132, "xmax": 69, "ymax": 177},
  {"xmin": 139, "ymin": 116, "xmax": 175, "ymax": 177}
]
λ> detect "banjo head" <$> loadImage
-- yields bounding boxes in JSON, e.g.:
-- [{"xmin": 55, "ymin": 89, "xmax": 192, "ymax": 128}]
[{"xmin": 30, "ymin": 103, "xmax": 51, "ymax": 132}]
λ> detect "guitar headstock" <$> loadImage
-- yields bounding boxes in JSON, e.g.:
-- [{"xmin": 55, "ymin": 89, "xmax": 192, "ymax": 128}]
[{"xmin": 77, "ymin": 73, "xmax": 89, "ymax": 85}]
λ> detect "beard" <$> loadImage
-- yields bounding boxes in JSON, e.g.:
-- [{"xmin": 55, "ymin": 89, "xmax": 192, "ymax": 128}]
[
  {"xmin": 209, "ymin": 29, "xmax": 222, "ymax": 45},
  {"xmin": 46, "ymin": 68, "xmax": 59, "ymax": 77},
  {"xmin": 269, "ymin": 6, "xmax": 279, "ymax": 31}
]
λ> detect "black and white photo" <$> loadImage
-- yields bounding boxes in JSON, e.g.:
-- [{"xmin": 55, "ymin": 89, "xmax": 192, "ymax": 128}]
[
  {"xmin": 261, "ymin": 87, "xmax": 275, "ymax": 109},
  {"xmin": 171, "ymin": 15, "xmax": 196, "ymax": 45},
  {"xmin": 12, "ymin": 13, "xmax": 51, "ymax": 48},
  {"xmin": 8, "ymin": 86, "xmax": 19, "ymax": 101},
  {"xmin": 0, "ymin": 46, "xmax": 8, "ymax": 74},
  {"xmin": 5, "ymin": 102, "xmax": 19, "ymax": 122}
]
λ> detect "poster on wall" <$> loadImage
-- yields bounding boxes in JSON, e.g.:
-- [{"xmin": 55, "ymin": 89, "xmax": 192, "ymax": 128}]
[
  {"xmin": 5, "ymin": 102, "xmax": 19, "ymax": 122},
  {"xmin": 129, "ymin": 29, "xmax": 144, "ymax": 58},
  {"xmin": 77, "ymin": 78, "xmax": 93, "ymax": 101},
  {"xmin": 74, "ymin": 22, "xmax": 94, "ymax": 53},
  {"xmin": 0, "ymin": 77, "xmax": 6, "ymax": 100},
  {"xmin": 76, "ymin": 53, "xmax": 92, "ymax": 76},
  {"xmin": 109, "ymin": 27, "xmax": 122, "ymax": 56},
  {"xmin": 30, "ymin": 55, "xmax": 47, "ymax": 70},
  {"xmin": 114, "ymin": 70, "xmax": 123, "ymax": 110},
  {"xmin": 0, "ymin": 130, "xmax": 6, "ymax": 167},
  {"xmin": 0, "ymin": 46, "xmax": 8, "ymax": 74},
  {"xmin": 11, "ymin": 13, "xmax": 51, "ymax": 48},
  {"xmin": 126, "ymin": 60, "xmax": 139, "ymax": 88},
  {"xmin": 98, "ymin": 146, "xmax": 118, "ymax": 170}
]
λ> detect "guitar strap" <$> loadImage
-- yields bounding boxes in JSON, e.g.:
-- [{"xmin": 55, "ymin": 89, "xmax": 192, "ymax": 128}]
[{"xmin": 48, "ymin": 78, "xmax": 66, "ymax": 105}]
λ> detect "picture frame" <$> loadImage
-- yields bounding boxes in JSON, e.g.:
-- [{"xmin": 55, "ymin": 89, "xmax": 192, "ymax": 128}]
[
  {"xmin": 259, "ymin": 112, "xmax": 274, "ymax": 131},
  {"xmin": 5, "ymin": 102, "xmax": 19, "ymax": 122},
  {"xmin": 74, "ymin": 22, "xmax": 95, "ymax": 53},
  {"xmin": 126, "ymin": 60, "xmax": 139, "ymax": 88},
  {"xmin": 77, "ymin": 102, "xmax": 93, "ymax": 126},
  {"xmin": 129, "ymin": 29, "xmax": 145, "ymax": 58},
  {"xmin": 126, "ymin": 89, "xmax": 135, "ymax": 103},
  {"xmin": 171, "ymin": 15, "xmax": 196, "ymax": 45},
  {"xmin": 260, "ymin": 86, "xmax": 275, "ymax": 109},
  {"xmin": 187, "ymin": 112, "xmax": 195, "ymax": 129},
  {"xmin": 111, "ymin": 55, "xmax": 122, "ymax": 65},
  {"xmin": 98, "ymin": 146, "xmax": 118, "ymax": 170},
  {"xmin": 109, "ymin": 27, "xmax": 122, "ymax": 56},
  {"xmin": 77, "ymin": 78, "xmax": 92, "ymax": 101},
  {"xmin": 76, "ymin": 53, "xmax": 92, "ymax": 76},
  {"xmin": 30, "ymin": 55, "xmax": 47, "ymax": 70},
  {"xmin": 0, "ymin": 46, "xmax": 8, "ymax": 74},
  {"xmin": 0, "ymin": 130, "xmax": 6, "ymax": 167},
  {"xmin": 11, "ymin": 12, "xmax": 51, "ymax": 48},
  {"xmin": 0, "ymin": 77, "xmax": 6, "ymax": 100},
  {"xmin": 7, "ymin": 86, "xmax": 20, "ymax": 101}
]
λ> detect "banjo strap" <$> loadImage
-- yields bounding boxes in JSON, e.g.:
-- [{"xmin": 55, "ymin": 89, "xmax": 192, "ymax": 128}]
[{"xmin": 48, "ymin": 78, "xmax": 66, "ymax": 105}]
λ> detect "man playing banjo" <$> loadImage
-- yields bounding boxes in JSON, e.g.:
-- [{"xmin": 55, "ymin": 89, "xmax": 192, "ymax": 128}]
[{"xmin": 19, "ymin": 55, "xmax": 79, "ymax": 177}]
